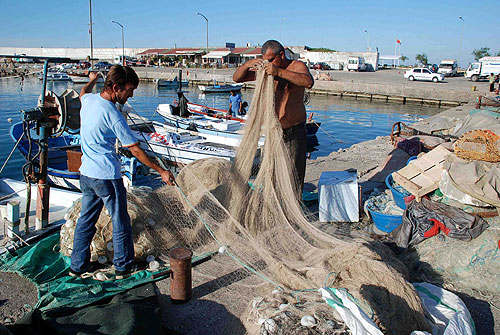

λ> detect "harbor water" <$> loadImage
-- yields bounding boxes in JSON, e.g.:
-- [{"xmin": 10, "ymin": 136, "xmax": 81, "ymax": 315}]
[{"xmin": 0, "ymin": 76, "xmax": 442, "ymax": 180}]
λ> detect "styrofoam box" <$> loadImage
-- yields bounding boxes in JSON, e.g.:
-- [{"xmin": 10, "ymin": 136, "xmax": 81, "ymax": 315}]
[
  {"xmin": 318, "ymin": 170, "xmax": 359, "ymax": 222},
  {"xmin": 208, "ymin": 120, "xmax": 241, "ymax": 132}
]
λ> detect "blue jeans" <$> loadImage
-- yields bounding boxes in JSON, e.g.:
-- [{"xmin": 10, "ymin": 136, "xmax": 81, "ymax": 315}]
[{"xmin": 71, "ymin": 176, "xmax": 134, "ymax": 272}]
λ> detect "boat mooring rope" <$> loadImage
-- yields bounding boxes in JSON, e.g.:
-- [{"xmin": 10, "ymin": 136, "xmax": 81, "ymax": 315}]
[{"xmin": 0, "ymin": 135, "xmax": 23, "ymax": 175}]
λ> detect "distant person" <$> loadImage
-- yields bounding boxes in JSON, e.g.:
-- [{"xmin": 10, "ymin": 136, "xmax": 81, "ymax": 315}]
[
  {"xmin": 227, "ymin": 90, "xmax": 242, "ymax": 117},
  {"xmin": 233, "ymin": 39, "xmax": 314, "ymax": 196},
  {"xmin": 241, "ymin": 101, "xmax": 248, "ymax": 115},
  {"xmin": 70, "ymin": 65, "xmax": 175, "ymax": 279},
  {"xmin": 489, "ymin": 73, "xmax": 495, "ymax": 92}
]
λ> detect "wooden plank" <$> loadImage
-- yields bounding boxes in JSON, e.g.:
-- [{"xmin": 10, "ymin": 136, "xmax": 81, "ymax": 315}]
[
  {"xmin": 393, "ymin": 171, "xmax": 422, "ymax": 193},
  {"xmin": 392, "ymin": 145, "xmax": 452, "ymax": 201}
]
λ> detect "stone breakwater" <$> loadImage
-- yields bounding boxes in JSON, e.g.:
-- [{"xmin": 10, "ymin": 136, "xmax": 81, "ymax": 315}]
[{"xmin": 134, "ymin": 67, "xmax": 489, "ymax": 106}]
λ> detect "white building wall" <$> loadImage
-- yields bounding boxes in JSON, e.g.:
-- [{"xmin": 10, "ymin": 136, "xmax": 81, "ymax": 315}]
[
  {"xmin": 0, "ymin": 47, "xmax": 148, "ymax": 61},
  {"xmin": 304, "ymin": 51, "xmax": 379, "ymax": 71}
]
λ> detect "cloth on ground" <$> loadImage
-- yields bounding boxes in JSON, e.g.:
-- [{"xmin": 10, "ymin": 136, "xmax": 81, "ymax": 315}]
[
  {"xmin": 396, "ymin": 137, "xmax": 421, "ymax": 156},
  {"xmin": 452, "ymin": 113, "xmax": 500, "ymax": 138},
  {"xmin": 443, "ymin": 154, "xmax": 500, "ymax": 207},
  {"xmin": 392, "ymin": 198, "xmax": 489, "ymax": 248},
  {"xmin": 5, "ymin": 283, "xmax": 168, "ymax": 335}
]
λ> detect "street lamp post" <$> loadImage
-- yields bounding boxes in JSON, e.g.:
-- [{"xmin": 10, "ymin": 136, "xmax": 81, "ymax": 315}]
[
  {"xmin": 280, "ymin": 17, "xmax": 287, "ymax": 42},
  {"xmin": 111, "ymin": 20, "xmax": 125, "ymax": 66},
  {"xmin": 458, "ymin": 16, "xmax": 464, "ymax": 70},
  {"xmin": 196, "ymin": 12, "xmax": 209, "ymax": 55},
  {"xmin": 364, "ymin": 29, "xmax": 371, "ymax": 51}
]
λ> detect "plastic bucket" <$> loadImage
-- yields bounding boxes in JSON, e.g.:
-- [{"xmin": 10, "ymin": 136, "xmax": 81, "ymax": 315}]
[
  {"xmin": 366, "ymin": 198, "xmax": 403, "ymax": 233},
  {"xmin": 385, "ymin": 173, "xmax": 409, "ymax": 210}
]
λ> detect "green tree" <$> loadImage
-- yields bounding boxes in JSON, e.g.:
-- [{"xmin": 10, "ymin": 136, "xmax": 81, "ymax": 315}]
[
  {"xmin": 472, "ymin": 47, "xmax": 491, "ymax": 61},
  {"xmin": 308, "ymin": 47, "xmax": 337, "ymax": 52},
  {"xmin": 415, "ymin": 53, "xmax": 428, "ymax": 65},
  {"xmin": 400, "ymin": 55, "xmax": 408, "ymax": 63},
  {"xmin": 496, "ymin": 51, "xmax": 500, "ymax": 57}
]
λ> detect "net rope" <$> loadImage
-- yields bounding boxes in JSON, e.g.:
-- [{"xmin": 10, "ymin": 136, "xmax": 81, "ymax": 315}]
[{"xmin": 60, "ymin": 66, "xmax": 429, "ymax": 334}]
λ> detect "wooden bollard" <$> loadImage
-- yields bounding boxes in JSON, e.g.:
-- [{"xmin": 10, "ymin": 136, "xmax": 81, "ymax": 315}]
[{"xmin": 169, "ymin": 247, "xmax": 193, "ymax": 304}]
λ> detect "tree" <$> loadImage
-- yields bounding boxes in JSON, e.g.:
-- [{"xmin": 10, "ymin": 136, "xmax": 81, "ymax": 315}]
[
  {"xmin": 472, "ymin": 47, "xmax": 491, "ymax": 61},
  {"xmin": 415, "ymin": 53, "xmax": 428, "ymax": 65},
  {"xmin": 400, "ymin": 55, "xmax": 408, "ymax": 63},
  {"xmin": 308, "ymin": 47, "xmax": 337, "ymax": 52}
]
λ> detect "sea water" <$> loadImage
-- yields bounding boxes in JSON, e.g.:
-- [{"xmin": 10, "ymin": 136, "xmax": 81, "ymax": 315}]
[{"xmin": 0, "ymin": 76, "xmax": 442, "ymax": 180}]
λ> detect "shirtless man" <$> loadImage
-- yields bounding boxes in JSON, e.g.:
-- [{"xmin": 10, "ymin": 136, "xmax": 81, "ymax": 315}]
[{"xmin": 233, "ymin": 40, "xmax": 314, "ymax": 196}]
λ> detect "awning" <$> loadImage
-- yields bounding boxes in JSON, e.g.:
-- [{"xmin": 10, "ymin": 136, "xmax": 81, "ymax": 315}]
[{"xmin": 202, "ymin": 50, "xmax": 231, "ymax": 59}]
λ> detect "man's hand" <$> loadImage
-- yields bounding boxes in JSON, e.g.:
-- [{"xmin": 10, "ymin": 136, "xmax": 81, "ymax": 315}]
[
  {"xmin": 160, "ymin": 169, "xmax": 175, "ymax": 186},
  {"xmin": 244, "ymin": 58, "xmax": 264, "ymax": 71},
  {"xmin": 88, "ymin": 71, "xmax": 101, "ymax": 82},
  {"xmin": 263, "ymin": 62, "xmax": 279, "ymax": 76}
]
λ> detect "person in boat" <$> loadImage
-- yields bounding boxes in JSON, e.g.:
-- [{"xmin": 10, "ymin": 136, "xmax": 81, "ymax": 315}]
[
  {"xmin": 227, "ymin": 89, "xmax": 243, "ymax": 117},
  {"xmin": 232, "ymin": 39, "xmax": 314, "ymax": 196},
  {"xmin": 70, "ymin": 66, "xmax": 175, "ymax": 279}
]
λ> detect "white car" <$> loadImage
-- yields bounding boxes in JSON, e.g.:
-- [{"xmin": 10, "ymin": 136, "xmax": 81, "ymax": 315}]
[{"xmin": 404, "ymin": 68, "xmax": 444, "ymax": 83}]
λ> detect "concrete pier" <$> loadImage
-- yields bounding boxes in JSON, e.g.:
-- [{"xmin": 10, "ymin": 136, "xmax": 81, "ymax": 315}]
[{"xmin": 133, "ymin": 67, "xmax": 488, "ymax": 106}]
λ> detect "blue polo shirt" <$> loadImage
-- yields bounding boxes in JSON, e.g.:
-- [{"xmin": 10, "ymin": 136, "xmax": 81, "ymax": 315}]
[
  {"xmin": 229, "ymin": 94, "xmax": 242, "ymax": 115},
  {"xmin": 79, "ymin": 93, "xmax": 138, "ymax": 180}
]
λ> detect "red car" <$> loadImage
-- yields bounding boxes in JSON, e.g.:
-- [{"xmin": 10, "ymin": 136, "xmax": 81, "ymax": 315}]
[{"xmin": 313, "ymin": 62, "xmax": 331, "ymax": 70}]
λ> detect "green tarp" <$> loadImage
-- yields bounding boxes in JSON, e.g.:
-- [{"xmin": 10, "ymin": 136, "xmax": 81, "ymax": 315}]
[{"xmin": 0, "ymin": 232, "xmax": 174, "ymax": 312}]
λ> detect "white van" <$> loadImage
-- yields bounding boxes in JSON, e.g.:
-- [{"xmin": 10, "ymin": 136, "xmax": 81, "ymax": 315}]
[
  {"xmin": 438, "ymin": 59, "xmax": 458, "ymax": 77},
  {"xmin": 347, "ymin": 57, "xmax": 367, "ymax": 71}
]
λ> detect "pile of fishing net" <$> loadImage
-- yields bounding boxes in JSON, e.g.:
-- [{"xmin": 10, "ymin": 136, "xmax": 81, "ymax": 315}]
[{"xmin": 61, "ymin": 66, "xmax": 431, "ymax": 334}]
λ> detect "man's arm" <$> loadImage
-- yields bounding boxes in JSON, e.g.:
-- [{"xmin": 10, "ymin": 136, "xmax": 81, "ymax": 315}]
[
  {"xmin": 265, "ymin": 61, "xmax": 314, "ymax": 89},
  {"xmin": 232, "ymin": 59, "xmax": 261, "ymax": 82},
  {"xmin": 79, "ymin": 72, "xmax": 101, "ymax": 99},
  {"xmin": 127, "ymin": 143, "xmax": 175, "ymax": 185}
]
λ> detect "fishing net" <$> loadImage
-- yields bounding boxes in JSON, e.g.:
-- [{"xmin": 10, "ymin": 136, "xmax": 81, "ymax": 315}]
[
  {"xmin": 453, "ymin": 129, "xmax": 500, "ymax": 162},
  {"xmin": 60, "ymin": 67, "xmax": 430, "ymax": 334}
]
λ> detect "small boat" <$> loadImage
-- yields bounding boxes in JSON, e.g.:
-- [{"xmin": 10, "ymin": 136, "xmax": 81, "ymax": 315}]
[
  {"xmin": 38, "ymin": 71, "xmax": 72, "ymax": 81},
  {"xmin": 198, "ymin": 83, "xmax": 243, "ymax": 93},
  {"xmin": 152, "ymin": 103, "xmax": 253, "ymax": 147},
  {"xmin": 186, "ymin": 102, "xmax": 320, "ymax": 138},
  {"xmin": 156, "ymin": 78, "xmax": 189, "ymax": 87},
  {"xmin": 68, "ymin": 72, "xmax": 105, "ymax": 84},
  {"xmin": 130, "ymin": 122, "xmax": 236, "ymax": 166},
  {"xmin": 10, "ymin": 90, "xmax": 148, "ymax": 191}
]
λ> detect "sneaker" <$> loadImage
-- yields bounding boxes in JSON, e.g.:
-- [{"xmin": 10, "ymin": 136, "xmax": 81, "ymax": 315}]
[
  {"xmin": 115, "ymin": 261, "xmax": 148, "ymax": 279},
  {"xmin": 69, "ymin": 262, "xmax": 104, "ymax": 278}
]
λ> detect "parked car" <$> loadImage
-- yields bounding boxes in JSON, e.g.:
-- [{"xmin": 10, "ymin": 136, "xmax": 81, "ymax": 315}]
[
  {"xmin": 77, "ymin": 61, "xmax": 91, "ymax": 69},
  {"xmin": 425, "ymin": 64, "xmax": 439, "ymax": 73},
  {"xmin": 313, "ymin": 62, "xmax": 331, "ymax": 70},
  {"xmin": 404, "ymin": 68, "xmax": 444, "ymax": 82},
  {"xmin": 93, "ymin": 61, "xmax": 113, "ymax": 70}
]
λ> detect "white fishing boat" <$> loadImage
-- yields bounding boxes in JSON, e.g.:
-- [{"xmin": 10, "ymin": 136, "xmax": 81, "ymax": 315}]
[
  {"xmin": 68, "ymin": 72, "xmax": 105, "ymax": 84},
  {"xmin": 198, "ymin": 83, "xmax": 243, "ymax": 93},
  {"xmin": 38, "ymin": 71, "xmax": 72, "ymax": 81},
  {"xmin": 156, "ymin": 78, "xmax": 188, "ymax": 87},
  {"xmin": 131, "ymin": 124, "xmax": 236, "ymax": 166}
]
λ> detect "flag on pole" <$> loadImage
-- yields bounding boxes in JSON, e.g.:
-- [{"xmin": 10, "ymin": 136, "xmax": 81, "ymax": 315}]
[{"xmin": 396, "ymin": 39, "xmax": 401, "ymax": 44}]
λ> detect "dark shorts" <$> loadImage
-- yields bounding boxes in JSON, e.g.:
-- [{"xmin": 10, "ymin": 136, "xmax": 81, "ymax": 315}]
[{"xmin": 282, "ymin": 122, "xmax": 307, "ymax": 195}]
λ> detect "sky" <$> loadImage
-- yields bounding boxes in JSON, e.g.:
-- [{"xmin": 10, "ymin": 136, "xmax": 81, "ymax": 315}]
[{"xmin": 1, "ymin": 0, "xmax": 499, "ymax": 67}]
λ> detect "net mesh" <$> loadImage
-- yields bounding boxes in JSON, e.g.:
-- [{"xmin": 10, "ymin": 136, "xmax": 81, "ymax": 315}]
[
  {"xmin": 60, "ymin": 67, "xmax": 430, "ymax": 334},
  {"xmin": 454, "ymin": 129, "xmax": 500, "ymax": 162}
]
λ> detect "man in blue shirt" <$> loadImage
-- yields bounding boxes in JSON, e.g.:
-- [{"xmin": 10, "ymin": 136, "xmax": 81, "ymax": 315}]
[
  {"xmin": 70, "ymin": 66, "xmax": 175, "ymax": 279},
  {"xmin": 227, "ymin": 90, "xmax": 242, "ymax": 117}
]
